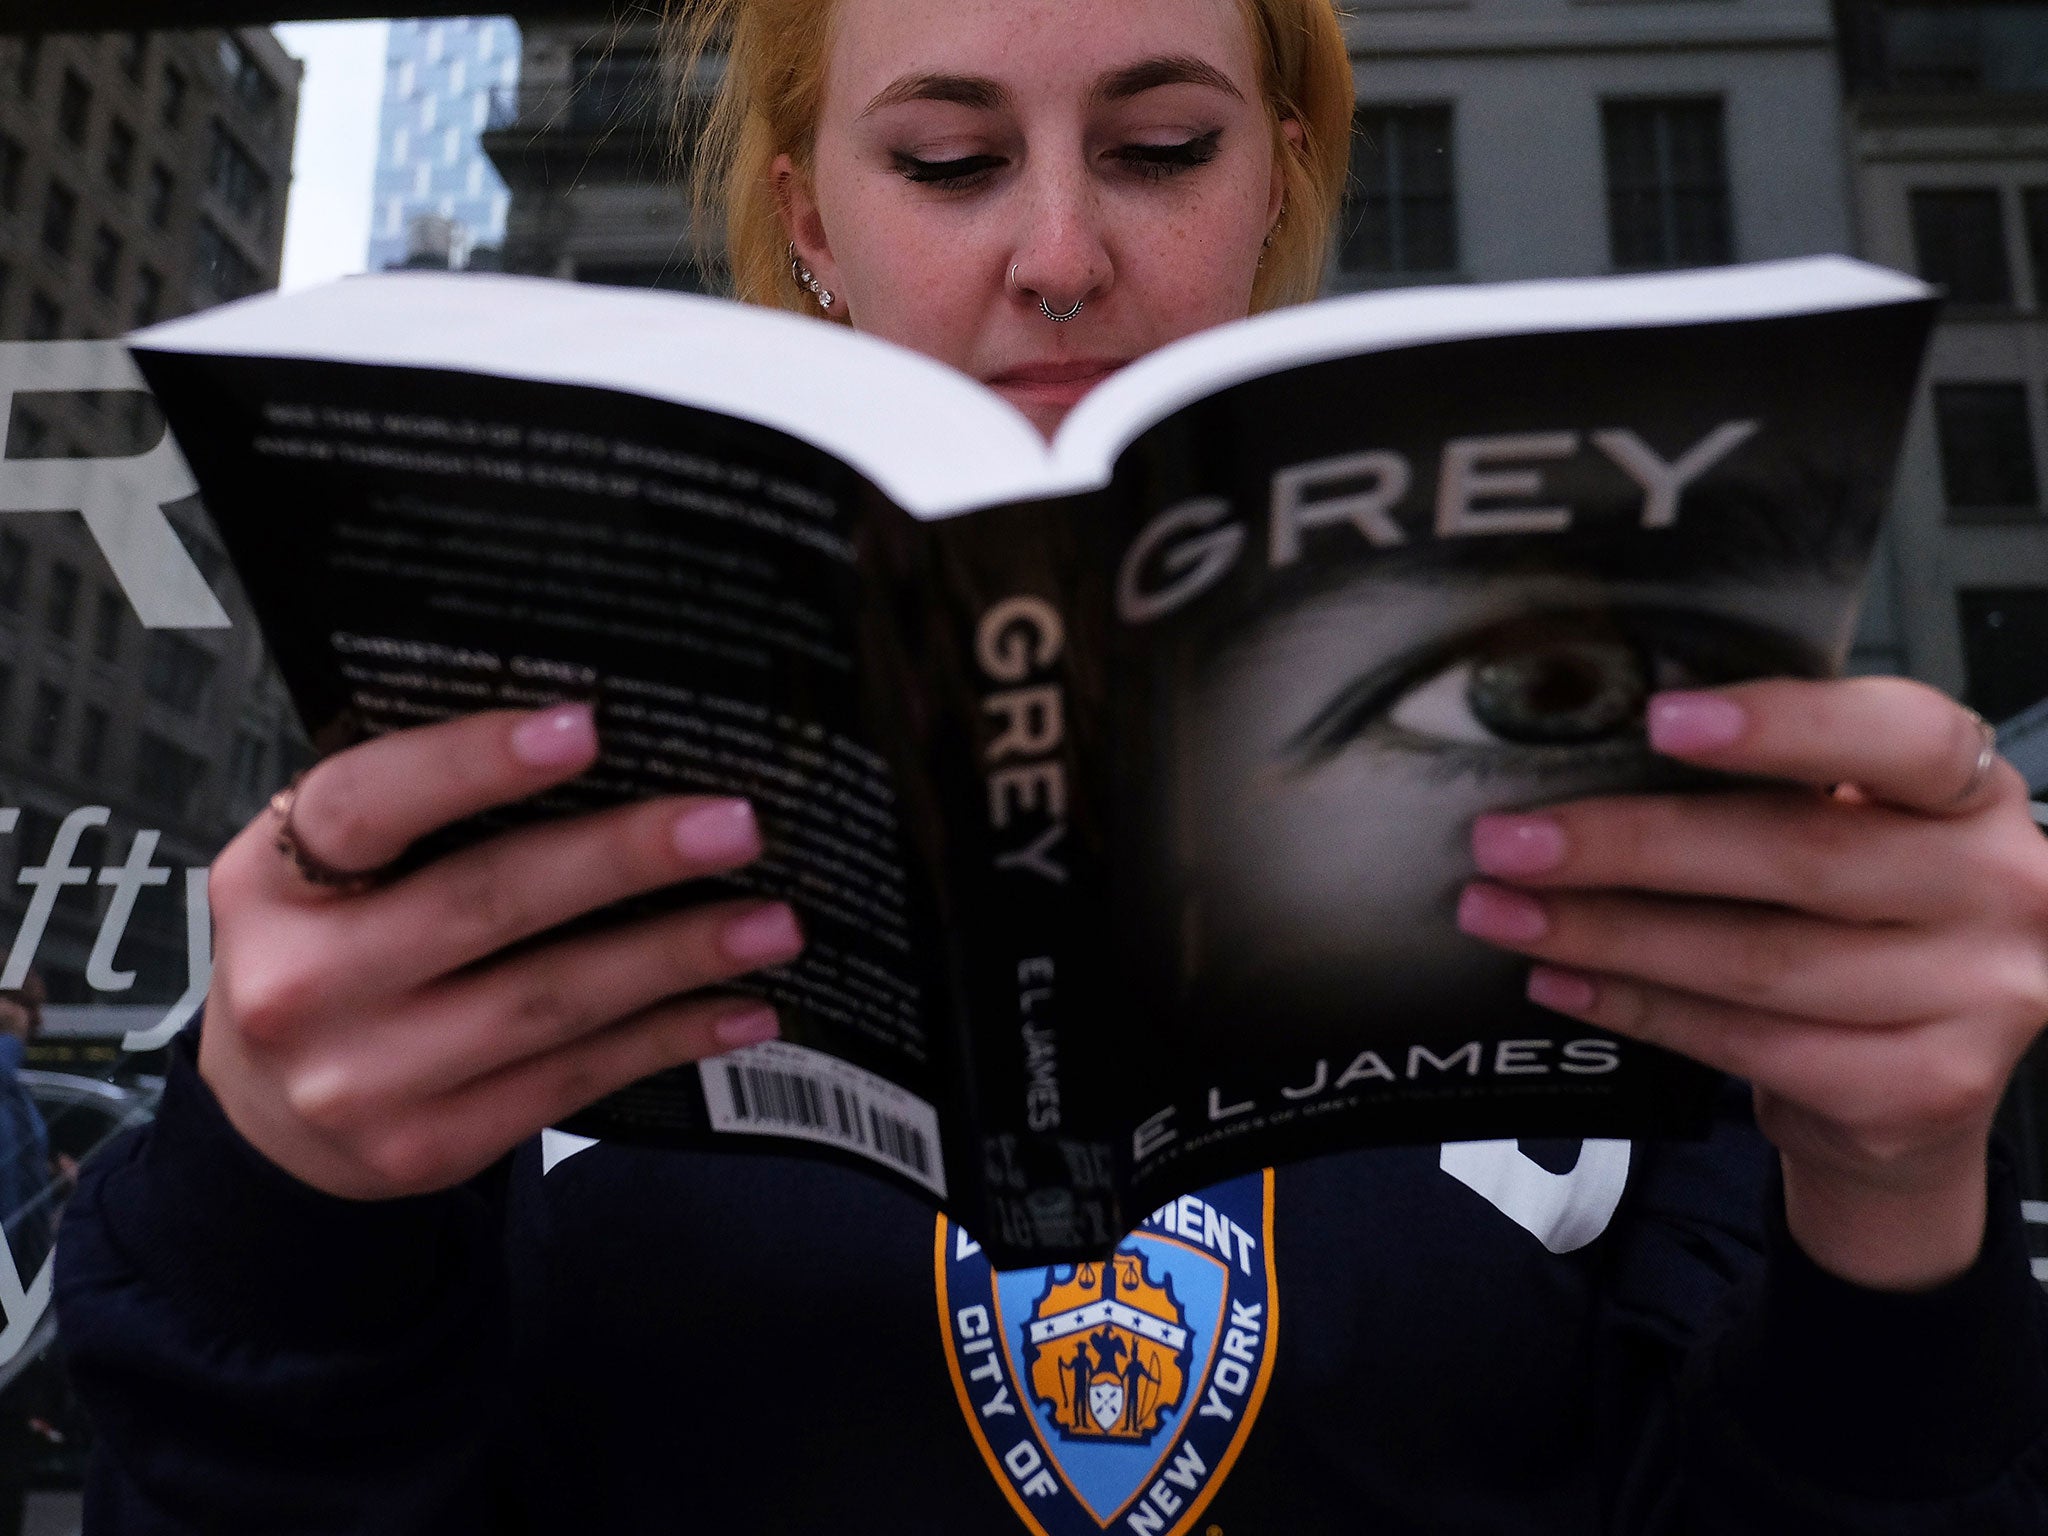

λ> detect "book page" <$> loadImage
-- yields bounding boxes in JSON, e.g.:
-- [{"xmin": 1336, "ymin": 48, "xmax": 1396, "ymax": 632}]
[
  {"xmin": 132, "ymin": 347, "xmax": 961, "ymax": 1200},
  {"xmin": 135, "ymin": 272, "xmax": 1058, "ymax": 521},
  {"xmin": 1050, "ymin": 256, "xmax": 1934, "ymax": 494}
]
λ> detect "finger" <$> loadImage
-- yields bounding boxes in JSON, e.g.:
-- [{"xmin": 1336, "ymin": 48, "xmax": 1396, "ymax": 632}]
[
  {"xmin": 269, "ymin": 704, "xmax": 602, "ymax": 893},
  {"xmin": 1455, "ymin": 881, "xmax": 1968, "ymax": 1024},
  {"xmin": 355, "ymin": 995, "xmax": 781, "ymax": 1197},
  {"xmin": 1646, "ymin": 678, "xmax": 2019, "ymax": 818},
  {"xmin": 1471, "ymin": 790, "xmax": 1973, "ymax": 923},
  {"xmin": 323, "ymin": 792, "xmax": 767, "ymax": 995},
  {"xmin": 1522, "ymin": 965, "xmax": 1996, "ymax": 1137},
  {"xmin": 354, "ymin": 897, "xmax": 803, "ymax": 1100}
]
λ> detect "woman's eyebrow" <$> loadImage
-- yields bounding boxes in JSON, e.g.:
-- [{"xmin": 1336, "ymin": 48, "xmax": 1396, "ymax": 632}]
[
  {"xmin": 1092, "ymin": 55, "xmax": 1246, "ymax": 106},
  {"xmin": 859, "ymin": 56, "xmax": 1244, "ymax": 119},
  {"xmin": 860, "ymin": 74, "xmax": 1007, "ymax": 117}
]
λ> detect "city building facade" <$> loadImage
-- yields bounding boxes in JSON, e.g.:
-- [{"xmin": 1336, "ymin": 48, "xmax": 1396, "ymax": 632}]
[
  {"xmin": 484, "ymin": 14, "xmax": 719, "ymax": 291},
  {"xmin": 1337, "ymin": 1, "xmax": 1853, "ymax": 289},
  {"xmin": 1837, "ymin": 0, "xmax": 2048, "ymax": 723},
  {"xmin": 368, "ymin": 15, "xmax": 519, "ymax": 272},
  {"xmin": 0, "ymin": 28, "xmax": 304, "ymax": 1019}
]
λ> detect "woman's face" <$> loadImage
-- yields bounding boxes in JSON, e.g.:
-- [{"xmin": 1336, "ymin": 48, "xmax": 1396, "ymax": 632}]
[{"xmin": 779, "ymin": 0, "xmax": 1290, "ymax": 439}]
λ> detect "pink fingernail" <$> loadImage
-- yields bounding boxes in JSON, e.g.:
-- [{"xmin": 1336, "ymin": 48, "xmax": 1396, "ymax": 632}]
[
  {"xmin": 1648, "ymin": 692, "xmax": 1747, "ymax": 755},
  {"xmin": 1527, "ymin": 966, "xmax": 1598, "ymax": 1013},
  {"xmin": 672, "ymin": 800, "xmax": 761, "ymax": 865},
  {"xmin": 713, "ymin": 1006, "xmax": 780, "ymax": 1050},
  {"xmin": 1457, "ymin": 883, "xmax": 1550, "ymax": 944},
  {"xmin": 1472, "ymin": 814, "xmax": 1567, "ymax": 877},
  {"xmin": 511, "ymin": 703, "xmax": 597, "ymax": 767},
  {"xmin": 720, "ymin": 903, "xmax": 805, "ymax": 966}
]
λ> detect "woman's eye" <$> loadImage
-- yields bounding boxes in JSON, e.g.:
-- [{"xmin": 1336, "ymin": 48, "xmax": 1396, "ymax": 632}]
[
  {"xmin": 892, "ymin": 152, "xmax": 1004, "ymax": 186},
  {"xmin": 1115, "ymin": 129, "xmax": 1223, "ymax": 181},
  {"xmin": 1386, "ymin": 634, "xmax": 1652, "ymax": 748},
  {"xmin": 1288, "ymin": 607, "xmax": 1823, "ymax": 771}
]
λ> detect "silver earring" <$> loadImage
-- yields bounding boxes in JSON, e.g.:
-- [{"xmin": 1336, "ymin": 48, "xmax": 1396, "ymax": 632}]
[{"xmin": 788, "ymin": 242, "xmax": 835, "ymax": 312}]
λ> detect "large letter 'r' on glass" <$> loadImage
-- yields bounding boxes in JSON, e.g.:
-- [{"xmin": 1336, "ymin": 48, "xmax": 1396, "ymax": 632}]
[{"xmin": 0, "ymin": 341, "xmax": 229, "ymax": 629}]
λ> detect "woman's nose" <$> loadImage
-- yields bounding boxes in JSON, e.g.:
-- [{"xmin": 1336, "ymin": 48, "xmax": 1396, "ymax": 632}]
[{"xmin": 1006, "ymin": 165, "xmax": 1113, "ymax": 317}]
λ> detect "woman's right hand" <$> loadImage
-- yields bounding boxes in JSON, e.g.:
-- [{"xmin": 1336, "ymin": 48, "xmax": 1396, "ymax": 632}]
[{"xmin": 198, "ymin": 702, "xmax": 801, "ymax": 1201}]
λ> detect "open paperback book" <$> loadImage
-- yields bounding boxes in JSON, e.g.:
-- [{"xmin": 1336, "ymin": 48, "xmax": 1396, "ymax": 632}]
[{"xmin": 132, "ymin": 256, "xmax": 1935, "ymax": 1266}]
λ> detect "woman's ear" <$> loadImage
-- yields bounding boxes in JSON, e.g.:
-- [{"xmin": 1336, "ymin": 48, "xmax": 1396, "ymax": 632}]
[
  {"xmin": 772, "ymin": 152, "xmax": 845, "ymax": 315},
  {"xmin": 1269, "ymin": 116, "xmax": 1304, "ymax": 230}
]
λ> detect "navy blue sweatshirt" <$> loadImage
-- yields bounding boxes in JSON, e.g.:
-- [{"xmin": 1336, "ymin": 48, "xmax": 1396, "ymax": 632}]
[{"xmin": 51, "ymin": 1032, "xmax": 2048, "ymax": 1534}]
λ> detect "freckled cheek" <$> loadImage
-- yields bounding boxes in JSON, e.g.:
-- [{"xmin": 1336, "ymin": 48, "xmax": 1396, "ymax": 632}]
[
  {"xmin": 841, "ymin": 237, "xmax": 991, "ymax": 365},
  {"xmin": 1127, "ymin": 230, "xmax": 1258, "ymax": 326}
]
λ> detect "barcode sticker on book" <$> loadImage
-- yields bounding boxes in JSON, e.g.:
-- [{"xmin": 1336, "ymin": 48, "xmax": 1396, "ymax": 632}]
[{"xmin": 700, "ymin": 1039, "xmax": 946, "ymax": 1198}]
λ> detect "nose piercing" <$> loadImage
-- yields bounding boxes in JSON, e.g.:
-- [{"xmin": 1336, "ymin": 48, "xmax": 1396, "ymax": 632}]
[{"xmin": 1011, "ymin": 263, "xmax": 1084, "ymax": 323}]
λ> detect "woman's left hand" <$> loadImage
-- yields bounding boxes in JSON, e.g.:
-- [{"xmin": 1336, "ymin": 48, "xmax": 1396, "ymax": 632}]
[{"xmin": 1457, "ymin": 676, "xmax": 2048, "ymax": 1292}]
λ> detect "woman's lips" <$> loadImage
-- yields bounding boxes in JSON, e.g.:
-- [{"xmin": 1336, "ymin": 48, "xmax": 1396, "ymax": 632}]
[{"xmin": 986, "ymin": 359, "xmax": 1128, "ymax": 410}]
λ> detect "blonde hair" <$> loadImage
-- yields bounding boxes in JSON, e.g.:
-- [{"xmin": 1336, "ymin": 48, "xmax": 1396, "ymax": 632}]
[{"xmin": 664, "ymin": 0, "xmax": 1355, "ymax": 319}]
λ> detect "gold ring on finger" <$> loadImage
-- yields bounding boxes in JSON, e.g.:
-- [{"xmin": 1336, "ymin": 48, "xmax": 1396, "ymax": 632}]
[{"xmin": 269, "ymin": 773, "xmax": 389, "ymax": 896}]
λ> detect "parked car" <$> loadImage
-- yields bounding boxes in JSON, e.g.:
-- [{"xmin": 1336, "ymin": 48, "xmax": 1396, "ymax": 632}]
[{"xmin": 0, "ymin": 1071, "xmax": 161, "ymax": 1522}]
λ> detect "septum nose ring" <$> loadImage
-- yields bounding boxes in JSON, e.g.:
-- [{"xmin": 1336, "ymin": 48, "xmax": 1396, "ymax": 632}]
[{"xmin": 1012, "ymin": 263, "xmax": 1085, "ymax": 324}]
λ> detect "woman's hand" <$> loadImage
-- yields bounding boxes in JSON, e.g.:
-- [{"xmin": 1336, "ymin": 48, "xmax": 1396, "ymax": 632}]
[
  {"xmin": 1456, "ymin": 677, "xmax": 2048, "ymax": 1291},
  {"xmin": 200, "ymin": 703, "xmax": 803, "ymax": 1202}
]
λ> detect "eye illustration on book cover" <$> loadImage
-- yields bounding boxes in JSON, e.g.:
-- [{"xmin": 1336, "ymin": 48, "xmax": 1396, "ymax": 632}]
[{"xmin": 127, "ymin": 256, "xmax": 1937, "ymax": 1265}]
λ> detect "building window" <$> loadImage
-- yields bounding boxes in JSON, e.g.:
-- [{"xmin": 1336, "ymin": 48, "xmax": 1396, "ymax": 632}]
[
  {"xmin": 41, "ymin": 178, "xmax": 77, "ymax": 256},
  {"xmin": 146, "ymin": 164, "xmax": 175, "ymax": 229},
  {"xmin": 14, "ymin": 36, "xmax": 41, "ymax": 99},
  {"xmin": 134, "ymin": 732, "xmax": 205, "ymax": 820},
  {"xmin": 45, "ymin": 561, "xmax": 80, "ymax": 639},
  {"xmin": 77, "ymin": 703, "xmax": 108, "ymax": 777},
  {"xmin": 1934, "ymin": 382, "xmax": 2040, "ymax": 517},
  {"xmin": 1602, "ymin": 98, "xmax": 1733, "ymax": 271},
  {"xmin": 161, "ymin": 65, "xmax": 188, "ymax": 129},
  {"xmin": 90, "ymin": 226, "xmax": 123, "ymax": 298},
  {"xmin": 207, "ymin": 122, "xmax": 273, "ymax": 230},
  {"xmin": 133, "ymin": 265, "xmax": 163, "ymax": 328},
  {"xmin": 24, "ymin": 293, "xmax": 61, "ymax": 342},
  {"xmin": 1911, "ymin": 188, "xmax": 2012, "ymax": 306},
  {"xmin": 218, "ymin": 35, "xmax": 281, "ymax": 127},
  {"xmin": 194, "ymin": 218, "xmax": 262, "ymax": 304},
  {"xmin": 122, "ymin": 391, "xmax": 163, "ymax": 451},
  {"xmin": 143, "ymin": 632, "xmax": 216, "ymax": 712},
  {"xmin": 6, "ymin": 405, "xmax": 49, "ymax": 459},
  {"xmin": 1959, "ymin": 588, "xmax": 2048, "ymax": 722},
  {"xmin": 1338, "ymin": 105, "xmax": 1458, "ymax": 280},
  {"xmin": 27, "ymin": 683, "xmax": 64, "ymax": 762},
  {"xmin": 2024, "ymin": 188, "xmax": 2048, "ymax": 310},
  {"xmin": 1864, "ymin": 6, "xmax": 2048, "ymax": 96},
  {"xmin": 0, "ymin": 533, "xmax": 28, "ymax": 611},
  {"xmin": 104, "ymin": 118, "xmax": 136, "ymax": 190},
  {"xmin": 117, "ymin": 31, "xmax": 148, "ymax": 84},
  {"xmin": 0, "ymin": 133, "xmax": 22, "ymax": 214},
  {"xmin": 570, "ymin": 45, "xmax": 664, "ymax": 133},
  {"xmin": 92, "ymin": 588, "xmax": 122, "ymax": 662},
  {"xmin": 57, "ymin": 70, "xmax": 92, "ymax": 147},
  {"xmin": 231, "ymin": 730, "xmax": 268, "ymax": 796}
]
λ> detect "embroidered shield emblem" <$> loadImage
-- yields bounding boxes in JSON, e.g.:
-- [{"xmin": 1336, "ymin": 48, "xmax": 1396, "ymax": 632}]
[
  {"xmin": 937, "ymin": 1170, "xmax": 1277, "ymax": 1536},
  {"xmin": 1026, "ymin": 1249, "xmax": 1190, "ymax": 1444}
]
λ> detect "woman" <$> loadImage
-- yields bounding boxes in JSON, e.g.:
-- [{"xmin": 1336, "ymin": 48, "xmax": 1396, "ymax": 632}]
[{"xmin": 54, "ymin": 0, "xmax": 2048, "ymax": 1530}]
